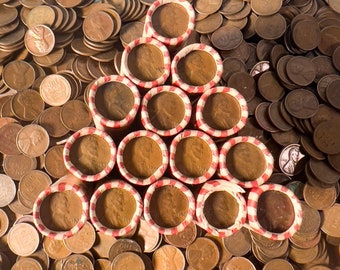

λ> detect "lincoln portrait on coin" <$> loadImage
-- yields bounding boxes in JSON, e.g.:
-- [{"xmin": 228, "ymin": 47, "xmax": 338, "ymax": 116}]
[{"xmin": 282, "ymin": 146, "xmax": 299, "ymax": 175}]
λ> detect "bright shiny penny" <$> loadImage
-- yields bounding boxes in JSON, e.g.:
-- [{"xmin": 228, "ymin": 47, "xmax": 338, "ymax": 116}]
[
  {"xmin": 64, "ymin": 221, "xmax": 96, "ymax": 254},
  {"xmin": 3, "ymin": 154, "xmax": 37, "ymax": 181},
  {"xmin": 60, "ymin": 100, "xmax": 92, "ymax": 131},
  {"xmin": 2, "ymin": 60, "xmax": 35, "ymax": 91},
  {"xmin": 8, "ymin": 222, "xmax": 39, "ymax": 256},
  {"xmin": 43, "ymin": 237, "xmax": 72, "ymax": 260},
  {"xmin": 40, "ymin": 74, "xmax": 72, "ymax": 106},
  {"xmin": 25, "ymin": 24, "xmax": 55, "ymax": 56},
  {"xmin": 0, "ymin": 174, "xmax": 16, "ymax": 207},
  {"xmin": 112, "ymin": 252, "xmax": 145, "ymax": 270},
  {"xmin": 0, "ymin": 208, "xmax": 9, "ymax": 237},
  {"xmin": 16, "ymin": 124, "xmax": 50, "ymax": 158},
  {"xmin": 153, "ymin": 245, "xmax": 185, "ymax": 270}
]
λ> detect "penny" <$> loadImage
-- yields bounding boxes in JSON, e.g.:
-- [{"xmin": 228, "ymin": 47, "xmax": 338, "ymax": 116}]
[
  {"xmin": 286, "ymin": 56, "xmax": 316, "ymax": 86},
  {"xmin": 60, "ymin": 100, "xmax": 92, "ymax": 131},
  {"xmin": 91, "ymin": 231, "xmax": 117, "ymax": 259},
  {"xmin": 0, "ymin": 5, "xmax": 18, "ymax": 27},
  {"xmin": 311, "ymin": 104, "xmax": 340, "ymax": 129},
  {"xmin": 8, "ymin": 222, "xmax": 39, "ymax": 256},
  {"xmin": 219, "ymin": 0, "xmax": 244, "ymax": 15},
  {"xmin": 227, "ymin": 71, "xmax": 256, "ymax": 102},
  {"xmin": 25, "ymin": 24, "xmax": 55, "ymax": 57},
  {"xmin": 64, "ymin": 221, "xmax": 96, "ymax": 254},
  {"xmin": 133, "ymin": 218, "xmax": 160, "ymax": 253},
  {"xmin": 221, "ymin": 57, "xmax": 247, "ymax": 82},
  {"xmin": 279, "ymin": 144, "xmax": 305, "ymax": 176},
  {"xmin": 151, "ymin": 2, "xmax": 189, "ymax": 38},
  {"xmin": 0, "ymin": 208, "xmax": 9, "ymax": 238},
  {"xmin": 2, "ymin": 60, "xmax": 35, "ymax": 91},
  {"xmin": 332, "ymin": 45, "xmax": 340, "ymax": 72},
  {"xmin": 40, "ymin": 74, "xmax": 71, "ymax": 106},
  {"xmin": 10, "ymin": 89, "xmax": 44, "ymax": 121},
  {"xmin": 326, "ymin": 79, "xmax": 340, "ymax": 110},
  {"xmin": 257, "ymin": 71, "xmax": 285, "ymax": 102},
  {"xmin": 3, "ymin": 154, "xmax": 37, "ymax": 181},
  {"xmin": 328, "ymin": 153, "xmax": 340, "ymax": 173},
  {"xmin": 194, "ymin": 0, "xmax": 222, "ymax": 14},
  {"xmin": 284, "ymin": 89, "xmax": 319, "ymax": 119},
  {"xmin": 112, "ymin": 252, "xmax": 145, "ymax": 270},
  {"xmin": 211, "ymin": 26, "xmax": 243, "ymax": 51},
  {"xmin": 63, "ymin": 254, "xmax": 94, "ymax": 270},
  {"xmin": 313, "ymin": 120, "xmax": 340, "ymax": 155},
  {"xmin": 255, "ymin": 14, "xmax": 286, "ymax": 40},
  {"xmin": 39, "ymin": 107, "xmax": 70, "ymax": 138},
  {"xmin": 12, "ymin": 258, "xmax": 43, "ymax": 270},
  {"xmin": 255, "ymin": 102, "xmax": 280, "ymax": 133},
  {"xmin": 295, "ymin": 201, "xmax": 321, "ymax": 238},
  {"xmin": 223, "ymin": 227, "xmax": 251, "ymax": 256},
  {"xmin": 119, "ymin": 21, "xmax": 144, "ymax": 46},
  {"xmin": 251, "ymin": 0, "xmax": 282, "ymax": 16},
  {"xmin": 268, "ymin": 102, "xmax": 293, "ymax": 132},
  {"xmin": 222, "ymin": 257, "xmax": 256, "ymax": 270},
  {"xmin": 195, "ymin": 13, "xmax": 223, "ymax": 35},
  {"xmin": 317, "ymin": 75, "xmax": 340, "ymax": 103},
  {"xmin": 108, "ymin": 239, "xmax": 142, "ymax": 262},
  {"xmin": 309, "ymin": 158, "xmax": 340, "ymax": 186},
  {"xmin": 271, "ymin": 129, "xmax": 299, "ymax": 147},
  {"xmin": 292, "ymin": 15, "xmax": 321, "ymax": 51},
  {"xmin": 94, "ymin": 259, "xmax": 111, "ymax": 270},
  {"xmin": 318, "ymin": 26, "xmax": 340, "ymax": 56},
  {"xmin": 164, "ymin": 221, "xmax": 196, "ymax": 249},
  {"xmin": 311, "ymin": 56, "xmax": 338, "ymax": 83},
  {"xmin": 43, "ymin": 237, "xmax": 72, "ymax": 260},
  {"xmin": 289, "ymin": 244, "xmax": 319, "ymax": 264},
  {"xmin": 26, "ymin": 5, "xmax": 55, "ymax": 28},
  {"xmin": 16, "ymin": 124, "xmax": 49, "ymax": 158},
  {"xmin": 83, "ymin": 11, "xmax": 115, "ymax": 42},
  {"xmin": 303, "ymin": 180, "xmax": 337, "ymax": 210},
  {"xmin": 300, "ymin": 135, "xmax": 325, "ymax": 161},
  {"xmin": 186, "ymin": 237, "xmax": 219, "ymax": 270},
  {"xmin": 44, "ymin": 145, "xmax": 68, "ymax": 179},
  {"xmin": 0, "ymin": 174, "xmax": 16, "ymax": 207}
]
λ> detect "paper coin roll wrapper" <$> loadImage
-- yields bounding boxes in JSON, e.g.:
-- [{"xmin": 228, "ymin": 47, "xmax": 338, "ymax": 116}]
[
  {"xmin": 120, "ymin": 37, "xmax": 171, "ymax": 89},
  {"xmin": 89, "ymin": 180, "xmax": 143, "ymax": 237},
  {"xmin": 63, "ymin": 127, "xmax": 116, "ymax": 182},
  {"xmin": 196, "ymin": 180, "xmax": 247, "ymax": 238},
  {"xmin": 141, "ymin": 85, "xmax": 192, "ymax": 137},
  {"xmin": 195, "ymin": 87, "xmax": 248, "ymax": 138},
  {"xmin": 218, "ymin": 136, "xmax": 274, "ymax": 189},
  {"xmin": 247, "ymin": 183, "xmax": 303, "ymax": 241},
  {"xmin": 171, "ymin": 43, "xmax": 223, "ymax": 94},
  {"xmin": 117, "ymin": 130, "xmax": 169, "ymax": 186},
  {"xmin": 88, "ymin": 75, "xmax": 140, "ymax": 133},
  {"xmin": 143, "ymin": 0, "xmax": 195, "ymax": 47},
  {"xmin": 143, "ymin": 178, "xmax": 196, "ymax": 235},
  {"xmin": 33, "ymin": 182, "xmax": 89, "ymax": 240}
]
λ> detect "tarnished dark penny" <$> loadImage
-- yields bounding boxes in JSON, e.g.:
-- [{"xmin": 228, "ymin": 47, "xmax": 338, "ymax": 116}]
[
  {"xmin": 255, "ymin": 13, "xmax": 286, "ymax": 40},
  {"xmin": 309, "ymin": 158, "xmax": 340, "ymax": 186},
  {"xmin": 219, "ymin": 0, "xmax": 244, "ymax": 15},
  {"xmin": 276, "ymin": 55, "xmax": 295, "ymax": 87},
  {"xmin": 332, "ymin": 45, "xmax": 340, "ymax": 72},
  {"xmin": 227, "ymin": 71, "xmax": 256, "ymax": 101},
  {"xmin": 270, "ymin": 44, "xmax": 288, "ymax": 68},
  {"xmin": 325, "ymin": 79, "xmax": 340, "ymax": 110},
  {"xmin": 267, "ymin": 173, "xmax": 291, "ymax": 185},
  {"xmin": 220, "ymin": 40, "xmax": 250, "ymax": 63},
  {"xmin": 311, "ymin": 56, "xmax": 338, "ymax": 83},
  {"xmin": 256, "ymin": 40, "xmax": 277, "ymax": 61},
  {"xmin": 251, "ymin": 0, "xmax": 282, "ymax": 16},
  {"xmin": 222, "ymin": 57, "xmax": 247, "ymax": 82},
  {"xmin": 317, "ymin": 75, "xmax": 340, "ymax": 103},
  {"xmin": 0, "ymin": 122, "xmax": 22, "ymax": 155},
  {"xmin": 255, "ymin": 102, "xmax": 280, "ymax": 133},
  {"xmin": 271, "ymin": 129, "xmax": 300, "ymax": 147},
  {"xmin": 286, "ymin": 56, "xmax": 316, "ymax": 86},
  {"xmin": 268, "ymin": 101, "xmax": 293, "ymax": 132},
  {"xmin": 246, "ymin": 97, "xmax": 264, "ymax": 116},
  {"xmin": 257, "ymin": 71, "xmax": 285, "ymax": 102},
  {"xmin": 284, "ymin": 89, "xmax": 319, "ymax": 119},
  {"xmin": 318, "ymin": 26, "xmax": 340, "ymax": 56},
  {"xmin": 328, "ymin": 153, "xmax": 340, "ymax": 173},
  {"xmin": 300, "ymin": 135, "xmax": 325, "ymax": 161},
  {"xmin": 211, "ymin": 25, "xmax": 243, "ymax": 51},
  {"xmin": 313, "ymin": 120, "xmax": 340, "ymax": 155}
]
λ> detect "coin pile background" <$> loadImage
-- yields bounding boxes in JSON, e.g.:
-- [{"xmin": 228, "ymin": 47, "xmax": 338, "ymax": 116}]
[{"xmin": 0, "ymin": 0, "xmax": 340, "ymax": 269}]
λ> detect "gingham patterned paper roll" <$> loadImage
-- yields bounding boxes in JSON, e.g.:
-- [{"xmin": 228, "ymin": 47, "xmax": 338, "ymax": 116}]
[
  {"xmin": 89, "ymin": 180, "xmax": 143, "ymax": 237},
  {"xmin": 33, "ymin": 183, "xmax": 88, "ymax": 240},
  {"xmin": 120, "ymin": 37, "xmax": 171, "ymax": 89},
  {"xmin": 63, "ymin": 127, "xmax": 116, "ymax": 182},
  {"xmin": 171, "ymin": 43, "xmax": 223, "ymax": 94},
  {"xmin": 196, "ymin": 180, "xmax": 247, "ymax": 238},
  {"xmin": 143, "ymin": 178, "xmax": 196, "ymax": 235},
  {"xmin": 247, "ymin": 183, "xmax": 303, "ymax": 240},
  {"xmin": 196, "ymin": 87, "xmax": 248, "ymax": 138},
  {"xmin": 88, "ymin": 75, "xmax": 140, "ymax": 130},
  {"xmin": 169, "ymin": 130, "xmax": 219, "ymax": 185},
  {"xmin": 219, "ymin": 136, "xmax": 274, "ymax": 188},
  {"xmin": 143, "ymin": 0, "xmax": 195, "ymax": 46},
  {"xmin": 117, "ymin": 130, "xmax": 169, "ymax": 186},
  {"xmin": 141, "ymin": 85, "xmax": 192, "ymax": 136}
]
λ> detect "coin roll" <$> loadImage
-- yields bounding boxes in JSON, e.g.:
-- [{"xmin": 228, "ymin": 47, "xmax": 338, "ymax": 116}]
[
  {"xmin": 63, "ymin": 127, "xmax": 116, "ymax": 182},
  {"xmin": 88, "ymin": 75, "xmax": 140, "ymax": 130},
  {"xmin": 90, "ymin": 180, "xmax": 143, "ymax": 237},
  {"xmin": 171, "ymin": 43, "xmax": 223, "ymax": 94},
  {"xmin": 120, "ymin": 37, "xmax": 171, "ymax": 88},
  {"xmin": 196, "ymin": 87, "xmax": 248, "ymax": 138},
  {"xmin": 219, "ymin": 136, "xmax": 274, "ymax": 188},
  {"xmin": 143, "ymin": 0, "xmax": 195, "ymax": 46},
  {"xmin": 141, "ymin": 85, "xmax": 192, "ymax": 136},
  {"xmin": 33, "ymin": 183, "xmax": 89, "ymax": 240},
  {"xmin": 196, "ymin": 180, "xmax": 247, "ymax": 238},
  {"xmin": 143, "ymin": 178, "xmax": 195, "ymax": 235},
  {"xmin": 247, "ymin": 183, "xmax": 303, "ymax": 241},
  {"xmin": 169, "ymin": 130, "xmax": 218, "ymax": 185},
  {"xmin": 117, "ymin": 130, "xmax": 168, "ymax": 186}
]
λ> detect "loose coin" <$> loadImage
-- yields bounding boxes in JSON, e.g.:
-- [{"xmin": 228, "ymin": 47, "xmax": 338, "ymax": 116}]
[
  {"xmin": 112, "ymin": 252, "xmax": 145, "ymax": 270},
  {"xmin": 108, "ymin": 239, "xmax": 142, "ymax": 262},
  {"xmin": 63, "ymin": 254, "xmax": 94, "ymax": 270},
  {"xmin": 2, "ymin": 60, "xmax": 35, "ymax": 91},
  {"xmin": 251, "ymin": 0, "xmax": 282, "ymax": 16},
  {"xmin": 211, "ymin": 26, "xmax": 243, "ymax": 51},
  {"xmin": 303, "ymin": 181, "xmax": 337, "ymax": 210},
  {"xmin": 313, "ymin": 120, "xmax": 340, "ymax": 155},
  {"xmin": 325, "ymin": 79, "xmax": 340, "ymax": 110},
  {"xmin": 3, "ymin": 154, "xmax": 37, "ymax": 181},
  {"xmin": 255, "ymin": 13, "xmax": 286, "ymax": 40},
  {"xmin": 44, "ymin": 145, "xmax": 68, "ymax": 179},
  {"xmin": 60, "ymin": 100, "xmax": 92, "ymax": 131},
  {"xmin": 223, "ymin": 227, "xmax": 252, "ymax": 256},
  {"xmin": 284, "ymin": 89, "xmax": 319, "ymax": 119},
  {"xmin": 0, "ymin": 174, "xmax": 16, "ymax": 207},
  {"xmin": 164, "ymin": 221, "xmax": 197, "ymax": 249},
  {"xmin": 43, "ymin": 237, "xmax": 72, "ymax": 260},
  {"xmin": 64, "ymin": 221, "xmax": 96, "ymax": 254},
  {"xmin": 12, "ymin": 257, "xmax": 43, "ymax": 270},
  {"xmin": 279, "ymin": 144, "xmax": 305, "ymax": 176},
  {"xmin": 39, "ymin": 107, "xmax": 70, "ymax": 138},
  {"xmin": 40, "ymin": 74, "xmax": 72, "ymax": 106},
  {"xmin": 0, "ymin": 208, "xmax": 9, "ymax": 237},
  {"xmin": 286, "ymin": 56, "xmax": 316, "ymax": 86},
  {"xmin": 152, "ymin": 245, "xmax": 185, "ymax": 270},
  {"xmin": 25, "ymin": 24, "xmax": 55, "ymax": 57}
]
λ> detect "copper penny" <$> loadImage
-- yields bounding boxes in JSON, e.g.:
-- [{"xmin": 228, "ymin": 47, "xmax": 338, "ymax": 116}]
[
  {"xmin": 44, "ymin": 145, "xmax": 68, "ymax": 179},
  {"xmin": 211, "ymin": 26, "xmax": 243, "ymax": 51},
  {"xmin": 328, "ymin": 153, "xmax": 340, "ymax": 173},
  {"xmin": 3, "ymin": 154, "xmax": 37, "ymax": 181},
  {"xmin": 268, "ymin": 102, "xmax": 293, "ymax": 132},
  {"xmin": 0, "ymin": 174, "xmax": 16, "ymax": 207},
  {"xmin": 223, "ymin": 227, "xmax": 251, "ymax": 256},
  {"xmin": 255, "ymin": 102, "xmax": 280, "ymax": 133},
  {"xmin": 317, "ymin": 74, "xmax": 340, "ymax": 103},
  {"xmin": 309, "ymin": 158, "xmax": 340, "ymax": 186},
  {"xmin": 42, "ymin": 237, "xmax": 71, "ymax": 260},
  {"xmin": 60, "ymin": 100, "xmax": 92, "ymax": 131},
  {"xmin": 313, "ymin": 120, "xmax": 340, "ymax": 155},
  {"xmin": 219, "ymin": 0, "xmax": 245, "ymax": 15},
  {"xmin": 284, "ymin": 89, "xmax": 319, "ymax": 119},
  {"xmin": 26, "ymin": 5, "xmax": 56, "ymax": 28},
  {"xmin": 318, "ymin": 26, "xmax": 340, "ymax": 56},
  {"xmin": 195, "ymin": 13, "xmax": 223, "ymax": 35},
  {"xmin": 164, "ymin": 222, "xmax": 196, "ymax": 249},
  {"xmin": 325, "ymin": 79, "xmax": 340, "ymax": 110},
  {"xmin": 64, "ymin": 221, "xmax": 96, "ymax": 254},
  {"xmin": 303, "ymin": 181, "xmax": 337, "ymax": 210},
  {"xmin": 0, "ymin": 122, "xmax": 22, "ymax": 156},
  {"xmin": 321, "ymin": 203, "xmax": 340, "ymax": 237},
  {"xmin": 83, "ymin": 10, "xmax": 114, "ymax": 42},
  {"xmin": 251, "ymin": 0, "xmax": 282, "ymax": 16},
  {"xmin": 222, "ymin": 57, "xmax": 247, "ymax": 82},
  {"xmin": 255, "ymin": 13, "xmax": 286, "ymax": 40},
  {"xmin": 286, "ymin": 56, "xmax": 316, "ymax": 86},
  {"xmin": 39, "ymin": 106, "xmax": 70, "ymax": 138},
  {"xmin": 2, "ymin": 60, "xmax": 36, "ymax": 91},
  {"xmin": 108, "ymin": 239, "xmax": 142, "ymax": 262},
  {"xmin": 25, "ymin": 24, "xmax": 55, "ymax": 57},
  {"xmin": 40, "ymin": 74, "xmax": 72, "ymax": 106},
  {"xmin": 292, "ymin": 15, "xmax": 321, "ymax": 51},
  {"xmin": 227, "ymin": 71, "xmax": 256, "ymax": 101},
  {"xmin": 112, "ymin": 251, "xmax": 145, "ymax": 270},
  {"xmin": 11, "ymin": 89, "xmax": 44, "ymax": 121},
  {"xmin": 332, "ymin": 45, "xmax": 340, "ymax": 72},
  {"xmin": 311, "ymin": 56, "xmax": 338, "ymax": 83},
  {"xmin": 119, "ymin": 21, "xmax": 144, "ymax": 46},
  {"xmin": 257, "ymin": 71, "xmax": 285, "ymax": 102},
  {"xmin": 152, "ymin": 245, "xmax": 185, "ymax": 270},
  {"xmin": 0, "ymin": 5, "xmax": 18, "ymax": 27},
  {"xmin": 63, "ymin": 254, "xmax": 94, "ymax": 270},
  {"xmin": 194, "ymin": 0, "xmax": 222, "ymax": 15},
  {"xmin": 300, "ymin": 135, "xmax": 325, "ymax": 161}
]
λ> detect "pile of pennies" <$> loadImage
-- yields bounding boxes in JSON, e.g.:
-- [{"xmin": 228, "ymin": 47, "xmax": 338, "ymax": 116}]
[{"xmin": 0, "ymin": 0, "xmax": 340, "ymax": 269}]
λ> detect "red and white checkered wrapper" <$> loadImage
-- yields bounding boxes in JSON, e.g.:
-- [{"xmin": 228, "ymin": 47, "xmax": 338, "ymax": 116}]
[
  {"xmin": 171, "ymin": 43, "xmax": 223, "ymax": 94},
  {"xmin": 120, "ymin": 37, "xmax": 171, "ymax": 89},
  {"xmin": 196, "ymin": 180, "xmax": 247, "ymax": 238},
  {"xmin": 219, "ymin": 136, "xmax": 274, "ymax": 188},
  {"xmin": 33, "ymin": 183, "xmax": 88, "ymax": 240},
  {"xmin": 141, "ymin": 85, "xmax": 192, "ymax": 136},
  {"xmin": 88, "ymin": 75, "xmax": 140, "ymax": 130},
  {"xmin": 143, "ymin": 178, "xmax": 195, "ymax": 235},
  {"xmin": 169, "ymin": 130, "xmax": 219, "ymax": 185},
  {"xmin": 117, "ymin": 130, "xmax": 169, "ymax": 186},
  {"xmin": 63, "ymin": 127, "xmax": 116, "ymax": 182},
  {"xmin": 196, "ymin": 87, "xmax": 248, "ymax": 138},
  {"xmin": 247, "ymin": 183, "xmax": 303, "ymax": 240},
  {"xmin": 89, "ymin": 180, "xmax": 143, "ymax": 237},
  {"xmin": 143, "ymin": 0, "xmax": 195, "ymax": 46}
]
